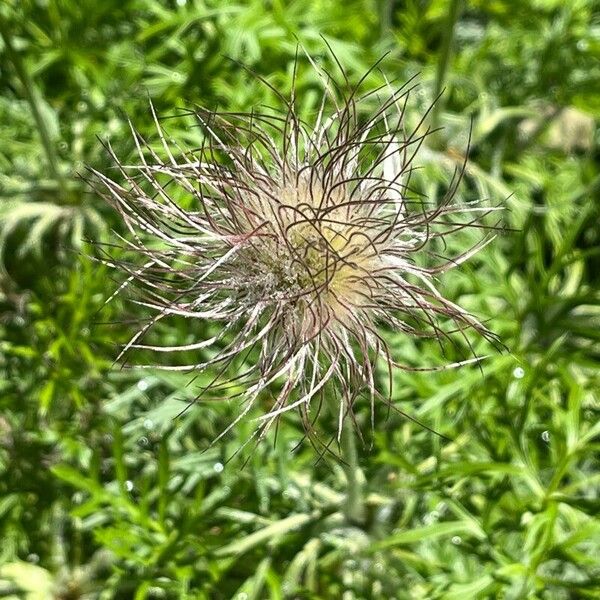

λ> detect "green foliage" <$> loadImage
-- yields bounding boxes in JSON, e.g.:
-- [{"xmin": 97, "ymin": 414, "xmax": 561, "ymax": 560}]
[{"xmin": 1, "ymin": 0, "xmax": 599, "ymax": 598}]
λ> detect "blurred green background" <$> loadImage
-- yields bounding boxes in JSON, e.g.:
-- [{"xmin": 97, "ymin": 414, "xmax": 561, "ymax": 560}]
[{"xmin": 1, "ymin": 0, "xmax": 599, "ymax": 598}]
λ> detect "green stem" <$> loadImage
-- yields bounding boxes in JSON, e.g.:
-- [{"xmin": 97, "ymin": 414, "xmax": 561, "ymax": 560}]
[
  {"xmin": 326, "ymin": 395, "xmax": 366, "ymax": 524},
  {"xmin": 431, "ymin": 0, "xmax": 463, "ymax": 135},
  {"xmin": 340, "ymin": 417, "xmax": 365, "ymax": 525},
  {"xmin": 380, "ymin": 0, "xmax": 395, "ymax": 38},
  {"xmin": 0, "ymin": 17, "xmax": 66, "ymax": 193}
]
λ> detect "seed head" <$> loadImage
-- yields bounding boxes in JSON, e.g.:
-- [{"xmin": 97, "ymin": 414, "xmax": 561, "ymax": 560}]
[{"xmin": 91, "ymin": 59, "xmax": 502, "ymax": 450}]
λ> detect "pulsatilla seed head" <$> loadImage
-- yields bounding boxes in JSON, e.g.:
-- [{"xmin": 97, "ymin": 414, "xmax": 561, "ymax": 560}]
[{"xmin": 91, "ymin": 58, "xmax": 502, "ymax": 451}]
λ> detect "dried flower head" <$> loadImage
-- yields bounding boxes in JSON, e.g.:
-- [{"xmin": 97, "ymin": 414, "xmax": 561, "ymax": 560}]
[{"xmin": 91, "ymin": 58, "xmax": 501, "ymax": 449}]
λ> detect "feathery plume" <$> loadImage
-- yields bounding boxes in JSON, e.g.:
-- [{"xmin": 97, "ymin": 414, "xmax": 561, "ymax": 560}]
[{"xmin": 90, "ymin": 57, "xmax": 502, "ymax": 449}]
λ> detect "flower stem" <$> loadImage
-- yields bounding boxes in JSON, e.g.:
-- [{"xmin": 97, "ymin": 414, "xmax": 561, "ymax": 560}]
[
  {"xmin": 380, "ymin": 0, "xmax": 395, "ymax": 38},
  {"xmin": 431, "ymin": 0, "xmax": 463, "ymax": 136},
  {"xmin": 326, "ymin": 395, "xmax": 366, "ymax": 524},
  {"xmin": 0, "ymin": 16, "xmax": 66, "ymax": 194},
  {"xmin": 339, "ymin": 411, "xmax": 366, "ymax": 525}
]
